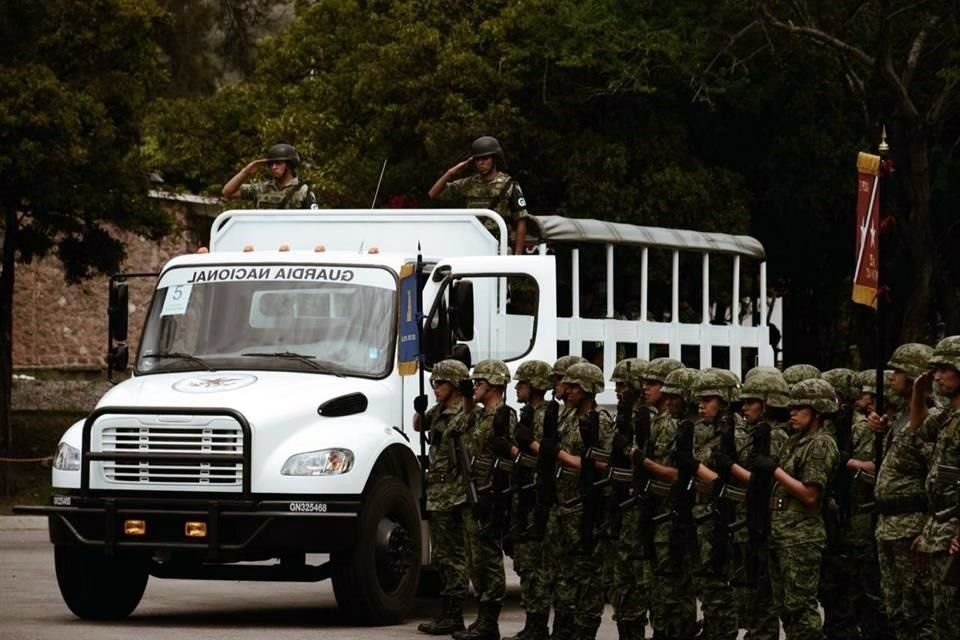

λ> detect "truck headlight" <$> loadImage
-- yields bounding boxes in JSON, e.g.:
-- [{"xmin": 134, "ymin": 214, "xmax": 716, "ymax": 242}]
[
  {"xmin": 281, "ymin": 448, "xmax": 354, "ymax": 476},
  {"xmin": 53, "ymin": 442, "xmax": 81, "ymax": 471}
]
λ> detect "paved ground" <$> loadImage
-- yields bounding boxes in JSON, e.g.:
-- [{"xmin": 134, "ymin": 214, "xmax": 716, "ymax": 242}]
[{"xmin": 0, "ymin": 517, "xmax": 771, "ymax": 639}]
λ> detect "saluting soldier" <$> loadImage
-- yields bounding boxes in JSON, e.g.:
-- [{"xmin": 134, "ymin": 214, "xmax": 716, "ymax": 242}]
[{"xmin": 222, "ymin": 143, "xmax": 317, "ymax": 208}]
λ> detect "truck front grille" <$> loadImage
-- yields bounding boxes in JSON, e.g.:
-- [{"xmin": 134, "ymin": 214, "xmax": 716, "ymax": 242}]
[{"xmin": 92, "ymin": 414, "xmax": 244, "ymax": 491}]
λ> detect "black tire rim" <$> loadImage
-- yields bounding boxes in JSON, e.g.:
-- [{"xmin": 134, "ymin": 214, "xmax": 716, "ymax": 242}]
[{"xmin": 374, "ymin": 517, "xmax": 412, "ymax": 593}]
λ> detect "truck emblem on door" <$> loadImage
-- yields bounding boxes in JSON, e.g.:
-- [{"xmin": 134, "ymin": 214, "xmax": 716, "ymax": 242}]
[{"xmin": 173, "ymin": 373, "xmax": 257, "ymax": 393}]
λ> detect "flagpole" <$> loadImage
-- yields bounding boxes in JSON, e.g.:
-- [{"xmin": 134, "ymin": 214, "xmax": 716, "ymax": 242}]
[
  {"xmin": 874, "ymin": 128, "xmax": 889, "ymax": 467},
  {"xmin": 415, "ymin": 244, "xmax": 429, "ymax": 513}
]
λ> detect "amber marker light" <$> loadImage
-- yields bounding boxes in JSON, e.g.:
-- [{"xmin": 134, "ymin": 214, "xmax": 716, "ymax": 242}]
[
  {"xmin": 278, "ymin": 243, "xmax": 291, "ymax": 252},
  {"xmin": 123, "ymin": 520, "xmax": 147, "ymax": 536},
  {"xmin": 368, "ymin": 247, "xmax": 380, "ymax": 254},
  {"xmin": 314, "ymin": 244, "xmax": 326, "ymax": 252},
  {"xmin": 243, "ymin": 244, "xmax": 255, "ymax": 252},
  {"xmin": 184, "ymin": 522, "xmax": 208, "ymax": 538}
]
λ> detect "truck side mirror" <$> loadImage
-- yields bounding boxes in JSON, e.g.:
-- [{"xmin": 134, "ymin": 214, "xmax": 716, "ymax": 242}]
[
  {"xmin": 109, "ymin": 344, "xmax": 129, "ymax": 372},
  {"xmin": 109, "ymin": 280, "xmax": 129, "ymax": 343},
  {"xmin": 449, "ymin": 280, "xmax": 474, "ymax": 342}
]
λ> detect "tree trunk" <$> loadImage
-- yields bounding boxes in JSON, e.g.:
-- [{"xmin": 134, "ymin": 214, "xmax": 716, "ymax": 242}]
[
  {"xmin": 0, "ymin": 209, "xmax": 17, "ymax": 495},
  {"xmin": 898, "ymin": 130, "xmax": 935, "ymax": 343}
]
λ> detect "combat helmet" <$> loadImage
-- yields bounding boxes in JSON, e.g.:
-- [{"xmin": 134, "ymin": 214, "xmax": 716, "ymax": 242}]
[
  {"xmin": 431, "ymin": 359, "xmax": 470, "ymax": 386},
  {"xmin": 928, "ymin": 336, "xmax": 960, "ymax": 372},
  {"xmin": 694, "ymin": 370, "xmax": 740, "ymax": 404},
  {"xmin": 562, "ymin": 362, "xmax": 606, "ymax": 394},
  {"xmin": 856, "ymin": 369, "xmax": 878, "ymax": 395},
  {"xmin": 739, "ymin": 369, "xmax": 790, "ymax": 408},
  {"xmin": 644, "ymin": 357, "xmax": 684, "ymax": 385},
  {"xmin": 471, "ymin": 359, "xmax": 511, "ymax": 386},
  {"xmin": 266, "ymin": 143, "xmax": 301, "ymax": 168},
  {"xmin": 514, "ymin": 360, "xmax": 553, "ymax": 391},
  {"xmin": 783, "ymin": 364, "xmax": 821, "ymax": 386},
  {"xmin": 822, "ymin": 368, "xmax": 858, "ymax": 402},
  {"xmin": 471, "ymin": 136, "xmax": 506, "ymax": 168},
  {"xmin": 789, "ymin": 378, "xmax": 839, "ymax": 414},
  {"xmin": 552, "ymin": 355, "xmax": 588, "ymax": 379},
  {"xmin": 745, "ymin": 366, "xmax": 782, "ymax": 382},
  {"xmin": 662, "ymin": 368, "xmax": 700, "ymax": 404},
  {"xmin": 611, "ymin": 358, "xmax": 649, "ymax": 389},
  {"xmin": 886, "ymin": 343, "xmax": 935, "ymax": 379}
]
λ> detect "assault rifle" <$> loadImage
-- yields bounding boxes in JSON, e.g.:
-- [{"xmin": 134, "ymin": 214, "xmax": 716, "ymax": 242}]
[
  {"xmin": 933, "ymin": 464, "xmax": 960, "ymax": 587},
  {"xmin": 731, "ymin": 422, "xmax": 773, "ymax": 588},
  {"xmin": 603, "ymin": 388, "xmax": 637, "ymax": 539},
  {"xmin": 511, "ymin": 403, "xmax": 540, "ymax": 541},
  {"xmin": 482, "ymin": 404, "xmax": 514, "ymax": 539},
  {"xmin": 531, "ymin": 400, "xmax": 560, "ymax": 540},
  {"xmin": 578, "ymin": 409, "xmax": 602, "ymax": 554},
  {"xmin": 632, "ymin": 408, "xmax": 658, "ymax": 561},
  {"xmin": 697, "ymin": 413, "xmax": 738, "ymax": 576},
  {"xmin": 449, "ymin": 415, "xmax": 480, "ymax": 512},
  {"xmin": 828, "ymin": 402, "xmax": 855, "ymax": 543},
  {"xmin": 655, "ymin": 419, "xmax": 698, "ymax": 576}
]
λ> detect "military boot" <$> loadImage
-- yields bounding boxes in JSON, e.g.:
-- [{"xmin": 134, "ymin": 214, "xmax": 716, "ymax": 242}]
[
  {"xmin": 453, "ymin": 602, "xmax": 501, "ymax": 640},
  {"xmin": 523, "ymin": 613, "xmax": 550, "ymax": 640},
  {"xmin": 417, "ymin": 597, "xmax": 465, "ymax": 635},
  {"xmin": 550, "ymin": 611, "xmax": 576, "ymax": 640},
  {"xmin": 574, "ymin": 620, "xmax": 601, "ymax": 640}
]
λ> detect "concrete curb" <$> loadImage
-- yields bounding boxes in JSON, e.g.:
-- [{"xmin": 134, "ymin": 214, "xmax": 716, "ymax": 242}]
[{"xmin": 0, "ymin": 516, "xmax": 47, "ymax": 530}]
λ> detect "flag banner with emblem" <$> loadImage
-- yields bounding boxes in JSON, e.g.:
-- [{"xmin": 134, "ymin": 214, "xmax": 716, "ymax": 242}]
[
  {"xmin": 853, "ymin": 152, "xmax": 881, "ymax": 309},
  {"xmin": 398, "ymin": 262, "xmax": 420, "ymax": 376}
]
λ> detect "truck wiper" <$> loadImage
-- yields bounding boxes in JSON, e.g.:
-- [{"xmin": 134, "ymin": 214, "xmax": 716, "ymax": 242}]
[
  {"xmin": 141, "ymin": 352, "xmax": 214, "ymax": 371},
  {"xmin": 240, "ymin": 351, "xmax": 344, "ymax": 376}
]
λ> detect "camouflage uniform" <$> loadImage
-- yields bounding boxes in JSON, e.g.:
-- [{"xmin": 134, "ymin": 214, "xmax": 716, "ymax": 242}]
[
  {"xmin": 768, "ymin": 379, "xmax": 839, "ymax": 640},
  {"xmin": 240, "ymin": 177, "xmax": 316, "ymax": 208},
  {"xmin": 552, "ymin": 363, "xmax": 614, "ymax": 640},
  {"xmin": 435, "ymin": 172, "xmax": 529, "ymax": 246},
  {"xmin": 875, "ymin": 344, "xmax": 936, "ymax": 640},
  {"xmin": 916, "ymin": 336, "xmax": 960, "ymax": 639}
]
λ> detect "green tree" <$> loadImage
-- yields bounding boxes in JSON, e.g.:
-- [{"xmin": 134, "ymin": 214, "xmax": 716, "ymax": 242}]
[{"xmin": 0, "ymin": 1, "xmax": 174, "ymax": 471}]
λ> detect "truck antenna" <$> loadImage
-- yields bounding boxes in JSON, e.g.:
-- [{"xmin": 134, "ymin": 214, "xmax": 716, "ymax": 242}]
[{"xmin": 371, "ymin": 159, "xmax": 388, "ymax": 208}]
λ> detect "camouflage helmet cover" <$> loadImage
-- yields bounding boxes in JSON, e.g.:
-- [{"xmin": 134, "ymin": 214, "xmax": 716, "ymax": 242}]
[
  {"xmin": 928, "ymin": 335, "xmax": 960, "ymax": 371},
  {"xmin": 822, "ymin": 368, "xmax": 858, "ymax": 402},
  {"xmin": 611, "ymin": 357, "xmax": 649, "ymax": 387},
  {"xmin": 266, "ymin": 143, "xmax": 301, "ymax": 168},
  {"xmin": 644, "ymin": 357, "xmax": 684, "ymax": 384},
  {"xmin": 745, "ymin": 366, "xmax": 782, "ymax": 382},
  {"xmin": 789, "ymin": 378, "xmax": 839, "ymax": 414},
  {"xmin": 562, "ymin": 362, "xmax": 606, "ymax": 394},
  {"xmin": 857, "ymin": 369, "xmax": 878, "ymax": 395},
  {"xmin": 694, "ymin": 371, "xmax": 740, "ymax": 404},
  {"xmin": 552, "ymin": 355, "xmax": 588, "ymax": 378},
  {"xmin": 431, "ymin": 359, "xmax": 470, "ymax": 385},
  {"xmin": 471, "ymin": 359, "xmax": 511, "ymax": 386},
  {"xmin": 514, "ymin": 359, "xmax": 553, "ymax": 391},
  {"xmin": 783, "ymin": 364, "xmax": 822, "ymax": 386},
  {"xmin": 886, "ymin": 342, "xmax": 935, "ymax": 379},
  {"xmin": 662, "ymin": 368, "xmax": 700, "ymax": 404},
  {"xmin": 739, "ymin": 370, "xmax": 790, "ymax": 408}
]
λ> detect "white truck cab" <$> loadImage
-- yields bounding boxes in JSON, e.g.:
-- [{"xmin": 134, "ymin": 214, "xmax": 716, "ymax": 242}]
[{"xmin": 18, "ymin": 208, "xmax": 776, "ymax": 624}]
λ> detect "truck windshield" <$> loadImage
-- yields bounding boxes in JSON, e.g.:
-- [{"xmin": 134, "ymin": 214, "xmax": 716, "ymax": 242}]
[{"xmin": 137, "ymin": 263, "xmax": 396, "ymax": 378}]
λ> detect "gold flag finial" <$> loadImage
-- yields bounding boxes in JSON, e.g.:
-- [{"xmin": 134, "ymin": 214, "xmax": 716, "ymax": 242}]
[{"xmin": 878, "ymin": 125, "xmax": 889, "ymax": 153}]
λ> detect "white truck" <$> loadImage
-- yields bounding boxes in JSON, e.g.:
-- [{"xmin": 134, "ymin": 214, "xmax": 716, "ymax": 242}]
[{"xmin": 17, "ymin": 208, "xmax": 777, "ymax": 623}]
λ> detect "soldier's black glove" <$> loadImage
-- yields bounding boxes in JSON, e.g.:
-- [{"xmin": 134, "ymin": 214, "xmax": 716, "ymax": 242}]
[
  {"xmin": 713, "ymin": 450, "xmax": 735, "ymax": 475},
  {"xmin": 540, "ymin": 435, "xmax": 560, "ymax": 461},
  {"xmin": 490, "ymin": 435, "xmax": 513, "ymax": 459},
  {"xmin": 413, "ymin": 394, "xmax": 429, "ymax": 415},
  {"xmin": 458, "ymin": 380, "xmax": 474, "ymax": 397},
  {"xmin": 515, "ymin": 421, "xmax": 535, "ymax": 451},
  {"xmin": 752, "ymin": 455, "xmax": 778, "ymax": 476}
]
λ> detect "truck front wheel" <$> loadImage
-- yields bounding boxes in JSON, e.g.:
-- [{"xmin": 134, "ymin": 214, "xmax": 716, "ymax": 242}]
[
  {"xmin": 54, "ymin": 545, "xmax": 148, "ymax": 619},
  {"xmin": 331, "ymin": 476, "xmax": 421, "ymax": 625}
]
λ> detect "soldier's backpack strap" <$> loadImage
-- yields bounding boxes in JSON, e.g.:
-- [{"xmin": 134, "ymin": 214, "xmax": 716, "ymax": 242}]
[
  {"xmin": 279, "ymin": 183, "xmax": 310, "ymax": 208},
  {"xmin": 488, "ymin": 178, "xmax": 515, "ymax": 210}
]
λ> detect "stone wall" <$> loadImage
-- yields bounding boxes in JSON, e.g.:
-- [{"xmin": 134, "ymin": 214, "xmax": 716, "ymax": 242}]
[{"xmin": 12, "ymin": 196, "xmax": 218, "ymax": 371}]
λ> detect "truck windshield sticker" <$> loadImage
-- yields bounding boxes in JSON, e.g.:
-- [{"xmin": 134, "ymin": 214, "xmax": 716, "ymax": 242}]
[
  {"xmin": 159, "ymin": 265, "xmax": 394, "ymax": 290},
  {"xmin": 160, "ymin": 283, "xmax": 193, "ymax": 316}
]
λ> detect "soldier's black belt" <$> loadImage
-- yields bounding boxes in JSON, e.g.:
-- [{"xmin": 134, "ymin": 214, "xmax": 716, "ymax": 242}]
[
  {"xmin": 769, "ymin": 495, "xmax": 817, "ymax": 514},
  {"xmin": 874, "ymin": 494, "xmax": 929, "ymax": 516}
]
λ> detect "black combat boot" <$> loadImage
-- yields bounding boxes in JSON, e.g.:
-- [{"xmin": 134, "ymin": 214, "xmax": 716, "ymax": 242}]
[
  {"xmin": 574, "ymin": 619, "xmax": 601, "ymax": 640},
  {"xmin": 454, "ymin": 602, "xmax": 501, "ymax": 640},
  {"xmin": 523, "ymin": 613, "xmax": 550, "ymax": 640},
  {"xmin": 417, "ymin": 597, "xmax": 465, "ymax": 635},
  {"xmin": 550, "ymin": 611, "xmax": 576, "ymax": 640}
]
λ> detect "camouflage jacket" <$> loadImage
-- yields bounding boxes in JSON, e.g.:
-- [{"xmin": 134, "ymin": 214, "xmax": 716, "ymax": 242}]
[
  {"xmin": 649, "ymin": 410, "xmax": 678, "ymax": 542},
  {"xmin": 425, "ymin": 402, "xmax": 467, "ymax": 512},
  {"xmin": 732, "ymin": 421, "xmax": 765, "ymax": 543},
  {"xmin": 436, "ymin": 172, "xmax": 528, "ymax": 242},
  {"xmin": 462, "ymin": 400, "xmax": 518, "ymax": 473},
  {"xmin": 556, "ymin": 407, "xmax": 614, "ymax": 509},
  {"xmin": 875, "ymin": 408, "xmax": 934, "ymax": 541},
  {"xmin": 770, "ymin": 428, "xmax": 838, "ymax": 548},
  {"xmin": 918, "ymin": 406, "xmax": 960, "ymax": 553},
  {"xmin": 240, "ymin": 177, "xmax": 317, "ymax": 209},
  {"xmin": 840, "ymin": 412, "xmax": 878, "ymax": 546}
]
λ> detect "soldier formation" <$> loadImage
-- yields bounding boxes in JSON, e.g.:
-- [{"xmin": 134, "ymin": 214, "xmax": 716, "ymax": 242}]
[{"xmin": 416, "ymin": 337, "xmax": 960, "ymax": 640}]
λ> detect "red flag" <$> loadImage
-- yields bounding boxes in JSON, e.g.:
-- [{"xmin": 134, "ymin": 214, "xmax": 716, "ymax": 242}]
[{"xmin": 853, "ymin": 152, "xmax": 880, "ymax": 309}]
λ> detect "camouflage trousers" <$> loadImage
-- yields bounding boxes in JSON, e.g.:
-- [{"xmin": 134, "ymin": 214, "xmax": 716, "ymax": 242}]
[
  {"xmin": 818, "ymin": 543, "xmax": 894, "ymax": 640},
  {"xmin": 463, "ymin": 508, "xmax": 506, "ymax": 603},
  {"xmin": 732, "ymin": 542, "xmax": 780, "ymax": 640},
  {"xmin": 512, "ymin": 536, "xmax": 551, "ymax": 615},
  {"xmin": 649, "ymin": 531, "xmax": 698, "ymax": 638},
  {"xmin": 769, "ymin": 542, "xmax": 824, "ymax": 640},
  {"xmin": 552, "ymin": 506, "xmax": 605, "ymax": 629},
  {"xmin": 694, "ymin": 522, "xmax": 738, "ymax": 640},
  {"xmin": 611, "ymin": 509, "xmax": 649, "ymax": 625},
  {"xmin": 430, "ymin": 509, "xmax": 469, "ymax": 600},
  {"xmin": 876, "ymin": 537, "xmax": 934, "ymax": 640},
  {"xmin": 930, "ymin": 551, "xmax": 960, "ymax": 640}
]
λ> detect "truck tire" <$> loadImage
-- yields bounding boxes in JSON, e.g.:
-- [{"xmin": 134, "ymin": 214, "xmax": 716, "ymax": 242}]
[
  {"xmin": 54, "ymin": 545, "xmax": 148, "ymax": 620},
  {"xmin": 332, "ymin": 475, "xmax": 421, "ymax": 625}
]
